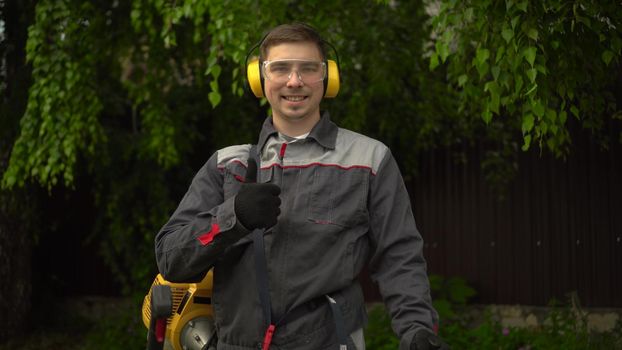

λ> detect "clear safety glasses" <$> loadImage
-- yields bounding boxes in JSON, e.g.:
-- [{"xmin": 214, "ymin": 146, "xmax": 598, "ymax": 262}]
[{"xmin": 262, "ymin": 59, "xmax": 327, "ymax": 84}]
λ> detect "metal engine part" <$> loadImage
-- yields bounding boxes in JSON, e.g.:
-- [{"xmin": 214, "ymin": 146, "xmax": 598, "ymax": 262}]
[{"xmin": 179, "ymin": 316, "xmax": 216, "ymax": 350}]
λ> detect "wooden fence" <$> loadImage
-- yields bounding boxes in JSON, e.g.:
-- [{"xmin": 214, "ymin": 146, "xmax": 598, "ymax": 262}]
[{"xmin": 363, "ymin": 125, "xmax": 622, "ymax": 307}]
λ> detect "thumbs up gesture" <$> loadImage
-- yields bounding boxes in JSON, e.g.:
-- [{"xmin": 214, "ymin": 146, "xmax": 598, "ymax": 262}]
[{"xmin": 234, "ymin": 158, "xmax": 281, "ymax": 230}]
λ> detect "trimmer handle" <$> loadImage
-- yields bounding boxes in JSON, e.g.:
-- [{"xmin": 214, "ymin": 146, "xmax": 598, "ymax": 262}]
[{"xmin": 146, "ymin": 285, "xmax": 173, "ymax": 350}]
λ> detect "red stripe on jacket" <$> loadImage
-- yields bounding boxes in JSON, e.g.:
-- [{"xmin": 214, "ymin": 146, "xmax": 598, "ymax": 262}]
[{"xmin": 198, "ymin": 223, "xmax": 220, "ymax": 245}]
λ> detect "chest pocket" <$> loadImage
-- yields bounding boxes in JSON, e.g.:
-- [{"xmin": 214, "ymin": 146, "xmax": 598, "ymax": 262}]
[{"xmin": 308, "ymin": 167, "xmax": 369, "ymax": 227}]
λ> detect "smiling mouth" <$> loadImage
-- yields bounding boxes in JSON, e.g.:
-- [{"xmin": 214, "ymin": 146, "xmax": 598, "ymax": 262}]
[{"xmin": 282, "ymin": 96, "xmax": 307, "ymax": 102}]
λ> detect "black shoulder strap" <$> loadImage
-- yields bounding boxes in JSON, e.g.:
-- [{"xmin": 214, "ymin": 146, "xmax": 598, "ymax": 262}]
[
  {"xmin": 249, "ymin": 144, "xmax": 276, "ymax": 349},
  {"xmin": 249, "ymin": 144, "xmax": 270, "ymax": 324},
  {"xmin": 249, "ymin": 144, "xmax": 260, "ymax": 168}
]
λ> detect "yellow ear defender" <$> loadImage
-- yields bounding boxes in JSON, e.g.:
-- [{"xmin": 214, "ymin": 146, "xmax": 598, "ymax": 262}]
[
  {"xmin": 245, "ymin": 34, "xmax": 341, "ymax": 98},
  {"xmin": 324, "ymin": 59, "xmax": 340, "ymax": 98},
  {"xmin": 246, "ymin": 57, "xmax": 264, "ymax": 98}
]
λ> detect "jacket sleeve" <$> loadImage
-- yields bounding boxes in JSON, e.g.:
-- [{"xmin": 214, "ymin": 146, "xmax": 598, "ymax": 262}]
[
  {"xmin": 155, "ymin": 152, "xmax": 250, "ymax": 282},
  {"xmin": 367, "ymin": 149, "xmax": 439, "ymax": 350}
]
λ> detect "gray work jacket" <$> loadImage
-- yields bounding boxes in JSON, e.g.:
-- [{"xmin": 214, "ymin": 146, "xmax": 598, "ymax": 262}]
[{"xmin": 155, "ymin": 113, "xmax": 438, "ymax": 350}]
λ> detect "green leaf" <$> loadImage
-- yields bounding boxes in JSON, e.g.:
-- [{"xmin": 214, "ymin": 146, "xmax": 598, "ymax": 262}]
[
  {"xmin": 515, "ymin": 75, "xmax": 524, "ymax": 94},
  {"xmin": 208, "ymin": 91, "xmax": 221, "ymax": 108},
  {"xmin": 481, "ymin": 108, "xmax": 492, "ymax": 124},
  {"xmin": 522, "ymin": 134, "xmax": 532, "ymax": 151},
  {"xmin": 502, "ymin": 28, "xmax": 514, "ymax": 43},
  {"xmin": 532, "ymin": 100, "xmax": 545, "ymax": 118},
  {"xmin": 490, "ymin": 91, "xmax": 500, "ymax": 114},
  {"xmin": 546, "ymin": 108, "xmax": 557, "ymax": 122},
  {"xmin": 464, "ymin": 7, "xmax": 474, "ymax": 21},
  {"xmin": 499, "ymin": 71, "xmax": 511, "ymax": 89},
  {"xmin": 428, "ymin": 274, "xmax": 442, "ymax": 291},
  {"xmin": 491, "ymin": 65, "xmax": 500, "ymax": 80},
  {"xmin": 526, "ymin": 68, "xmax": 537, "ymax": 83},
  {"xmin": 602, "ymin": 50, "xmax": 615, "ymax": 66},
  {"xmin": 206, "ymin": 55, "xmax": 217, "ymax": 70},
  {"xmin": 522, "ymin": 113, "xmax": 535, "ymax": 134},
  {"xmin": 484, "ymin": 81, "xmax": 501, "ymax": 114},
  {"xmin": 447, "ymin": 277, "xmax": 476, "ymax": 303},
  {"xmin": 559, "ymin": 110, "xmax": 568, "ymax": 124},
  {"xmin": 527, "ymin": 28, "xmax": 538, "ymax": 41},
  {"xmin": 576, "ymin": 15, "xmax": 591, "ymax": 28},
  {"xmin": 476, "ymin": 48, "xmax": 490, "ymax": 65},
  {"xmin": 501, "ymin": 96, "xmax": 510, "ymax": 106},
  {"xmin": 432, "ymin": 299, "xmax": 455, "ymax": 320},
  {"xmin": 517, "ymin": 1, "xmax": 528, "ymax": 12},
  {"xmin": 3, "ymin": 173, "xmax": 16, "ymax": 188},
  {"xmin": 476, "ymin": 61, "xmax": 490, "ymax": 79},
  {"xmin": 429, "ymin": 53, "xmax": 439, "ymax": 70},
  {"xmin": 570, "ymin": 105, "xmax": 579, "ymax": 118},
  {"xmin": 458, "ymin": 74, "xmax": 468, "ymax": 87},
  {"xmin": 523, "ymin": 46, "xmax": 537, "ymax": 66},
  {"xmin": 436, "ymin": 41, "xmax": 450, "ymax": 63},
  {"xmin": 495, "ymin": 46, "xmax": 506, "ymax": 63},
  {"xmin": 210, "ymin": 64, "xmax": 222, "ymax": 80},
  {"xmin": 511, "ymin": 15, "xmax": 521, "ymax": 29}
]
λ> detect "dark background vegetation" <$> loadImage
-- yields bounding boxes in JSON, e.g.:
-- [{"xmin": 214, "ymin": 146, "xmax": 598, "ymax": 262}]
[{"xmin": 1, "ymin": 0, "xmax": 621, "ymax": 348}]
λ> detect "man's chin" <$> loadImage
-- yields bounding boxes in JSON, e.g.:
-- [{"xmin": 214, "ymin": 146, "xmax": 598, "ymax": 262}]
[{"xmin": 281, "ymin": 110, "xmax": 309, "ymax": 121}]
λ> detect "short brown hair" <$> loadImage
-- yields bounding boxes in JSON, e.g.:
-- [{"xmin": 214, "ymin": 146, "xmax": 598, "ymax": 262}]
[{"xmin": 260, "ymin": 23, "xmax": 326, "ymax": 61}]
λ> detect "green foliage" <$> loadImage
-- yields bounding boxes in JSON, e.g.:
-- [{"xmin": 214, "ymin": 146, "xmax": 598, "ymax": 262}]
[
  {"xmin": 365, "ymin": 305, "xmax": 401, "ymax": 349},
  {"xmin": 81, "ymin": 299, "xmax": 146, "ymax": 350},
  {"xmin": 0, "ymin": 297, "xmax": 146, "ymax": 350},
  {"xmin": 92, "ymin": 158, "xmax": 173, "ymax": 295},
  {"xmin": 439, "ymin": 305, "xmax": 622, "ymax": 349},
  {"xmin": 429, "ymin": 274, "xmax": 476, "ymax": 321},
  {"xmin": 366, "ymin": 274, "xmax": 476, "ymax": 348},
  {"xmin": 3, "ymin": 1, "xmax": 105, "ymax": 189},
  {"xmin": 3, "ymin": 0, "xmax": 460, "ymax": 190},
  {"xmin": 366, "ymin": 298, "xmax": 622, "ymax": 350},
  {"xmin": 431, "ymin": 0, "xmax": 622, "ymax": 157}
]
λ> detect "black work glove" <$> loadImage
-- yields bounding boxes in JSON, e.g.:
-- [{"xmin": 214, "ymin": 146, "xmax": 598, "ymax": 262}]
[
  {"xmin": 234, "ymin": 158, "xmax": 281, "ymax": 230},
  {"xmin": 410, "ymin": 329, "xmax": 449, "ymax": 350}
]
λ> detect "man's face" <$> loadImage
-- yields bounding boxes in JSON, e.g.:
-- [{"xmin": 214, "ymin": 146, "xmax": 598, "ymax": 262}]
[{"xmin": 263, "ymin": 42, "xmax": 324, "ymax": 126}]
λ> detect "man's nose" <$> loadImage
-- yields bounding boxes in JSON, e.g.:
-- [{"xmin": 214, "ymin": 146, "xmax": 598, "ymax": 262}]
[{"xmin": 286, "ymin": 70, "xmax": 304, "ymax": 87}]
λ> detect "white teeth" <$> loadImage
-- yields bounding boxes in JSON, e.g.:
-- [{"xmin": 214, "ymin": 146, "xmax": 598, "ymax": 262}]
[{"xmin": 284, "ymin": 96, "xmax": 305, "ymax": 101}]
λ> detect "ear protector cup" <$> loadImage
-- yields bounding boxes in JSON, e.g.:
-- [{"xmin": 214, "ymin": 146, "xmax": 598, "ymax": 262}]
[
  {"xmin": 324, "ymin": 59, "xmax": 340, "ymax": 98},
  {"xmin": 246, "ymin": 57, "xmax": 340, "ymax": 98},
  {"xmin": 247, "ymin": 58, "xmax": 264, "ymax": 98}
]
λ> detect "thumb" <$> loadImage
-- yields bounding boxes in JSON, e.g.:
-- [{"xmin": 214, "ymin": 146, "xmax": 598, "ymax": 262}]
[{"xmin": 245, "ymin": 157, "xmax": 257, "ymax": 183}]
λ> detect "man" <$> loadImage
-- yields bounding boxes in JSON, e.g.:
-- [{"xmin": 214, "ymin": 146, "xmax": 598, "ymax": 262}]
[{"xmin": 155, "ymin": 23, "xmax": 448, "ymax": 350}]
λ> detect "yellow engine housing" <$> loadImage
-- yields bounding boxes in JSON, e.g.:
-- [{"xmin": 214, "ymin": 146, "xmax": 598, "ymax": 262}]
[{"xmin": 142, "ymin": 271, "xmax": 214, "ymax": 350}]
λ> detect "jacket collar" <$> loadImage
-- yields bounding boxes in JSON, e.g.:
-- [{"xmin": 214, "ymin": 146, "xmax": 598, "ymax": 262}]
[{"xmin": 257, "ymin": 111, "xmax": 337, "ymax": 152}]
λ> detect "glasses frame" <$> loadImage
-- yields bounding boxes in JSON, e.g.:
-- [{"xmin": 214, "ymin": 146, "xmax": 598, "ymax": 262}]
[{"xmin": 262, "ymin": 59, "xmax": 327, "ymax": 84}]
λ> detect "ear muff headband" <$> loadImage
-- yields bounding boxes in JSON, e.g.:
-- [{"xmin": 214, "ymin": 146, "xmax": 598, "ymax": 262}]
[{"xmin": 245, "ymin": 37, "xmax": 341, "ymax": 98}]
